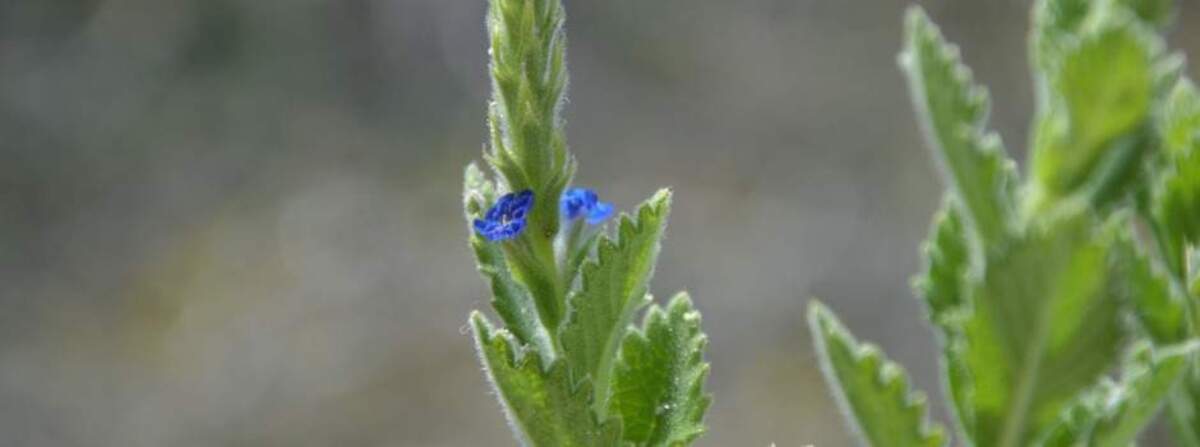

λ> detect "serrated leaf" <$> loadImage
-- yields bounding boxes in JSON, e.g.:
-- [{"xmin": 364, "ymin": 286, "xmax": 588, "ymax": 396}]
[
  {"xmin": 899, "ymin": 7, "xmax": 1017, "ymax": 247},
  {"xmin": 1116, "ymin": 235, "xmax": 1190, "ymax": 345},
  {"xmin": 911, "ymin": 199, "xmax": 975, "ymax": 438},
  {"xmin": 959, "ymin": 214, "xmax": 1125, "ymax": 447},
  {"xmin": 1088, "ymin": 342, "xmax": 1198, "ymax": 447},
  {"xmin": 560, "ymin": 189, "xmax": 671, "ymax": 416},
  {"xmin": 611, "ymin": 293, "xmax": 710, "ymax": 446},
  {"xmin": 470, "ymin": 237, "xmax": 557, "ymax": 365},
  {"xmin": 1039, "ymin": 342, "xmax": 1195, "ymax": 447},
  {"xmin": 808, "ymin": 301, "xmax": 947, "ymax": 447},
  {"xmin": 471, "ymin": 312, "xmax": 622, "ymax": 447},
  {"xmin": 913, "ymin": 198, "xmax": 971, "ymax": 333},
  {"xmin": 1031, "ymin": 24, "xmax": 1153, "ymax": 202}
]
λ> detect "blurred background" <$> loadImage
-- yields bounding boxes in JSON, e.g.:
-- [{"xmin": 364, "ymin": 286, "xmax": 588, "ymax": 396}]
[{"xmin": 2, "ymin": 0, "xmax": 1198, "ymax": 445}]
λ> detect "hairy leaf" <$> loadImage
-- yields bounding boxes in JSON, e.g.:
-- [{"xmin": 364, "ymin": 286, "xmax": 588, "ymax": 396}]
[
  {"xmin": 912, "ymin": 198, "xmax": 971, "ymax": 334},
  {"xmin": 560, "ymin": 189, "xmax": 671, "ymax": 416},
  {"xmin": 911, "ymin": 200, "xmax": 975, "ymax": 437},
  {"xmin": 899, "ymin": 7, "xmax": 1017, "ymax": 247},
  {"xmin": 1040, "ymin": 342, "xmax": 1195, "ymax": 446},
  {"xmin": 611, "ymin": 293, "xmax": 710, "ymax": 446},
  {"xmin": 808, "ymin": 301, "xmax": 947, "ymax": 447},
  {"xmin": 1117, "ymin": 235, "xmax": 1190, "ymax": 345},
  {"xmin": 1088, "ymin": 342, "xmax": 1197, "ymax": 446},
  {"xmin": 471, "ymin": 312, "xmax": 622, "ymax": 446},
  {"xmin": 959, "ymin": 214, "xmax": 1125, "ymax": 447}
]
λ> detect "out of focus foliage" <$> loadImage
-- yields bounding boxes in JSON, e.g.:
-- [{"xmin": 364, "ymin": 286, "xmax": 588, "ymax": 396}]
[
  {"xmin": 463, "ymin": 0, "xmax": 709, "ymax": 445},
  {"xmin": 809, "ymin": 1, "xmax": 1200, "ymax": 446}
]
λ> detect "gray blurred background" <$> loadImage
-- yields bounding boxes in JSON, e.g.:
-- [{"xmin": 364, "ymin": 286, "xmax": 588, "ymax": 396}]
[{"xmin": 2, "ymin": 0, "xmax": 1198, "ymax": 446}]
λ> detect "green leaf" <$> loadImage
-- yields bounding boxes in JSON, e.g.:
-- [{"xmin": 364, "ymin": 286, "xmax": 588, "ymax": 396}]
[
  {"xmin": 911, "ymin": 199, "xmax": 975, "ymax": 438},
  {"xmin": 1153, "ymin": 146, "xmax": 1200, "ymax": 278},
  {"xmin": 611, "ymin": 293, "xmax": 711, "ymax": 446},
  {"xmin": 958, "ymin": 214, "xmax": 1126, "ymax": 447},
  {"xmin": 560, "ymin": 189, "xmax": 672, "ymax": 416},
  {"xmin": 1031, "ymin": 0, "xmax": 1091, "ymax": 69},
  {"xmin": 899, "ymin": 7, "xmax": 1017, "ymax": 247},
  {"xmin": 912, "ymin": 198, "xmax": 971, "ymax": 334},
  {"xmin": 1088, "ymin": 342, "xmax": 1198, "ymax": 447},
  {"xmin": 470, "ymin": 312, "xmax": 622, "ymax": 447},
  {"xmin": 1039, "ymin": 342, "xmax": 1196, "ymax": 446},
  {"xmin": 1116, "ymin": 235, "xmax": 1190, "ymax": 345},
  {"xmin": 1162, "ymin": 79, "xmax": 1200, "ymax": 154},
  {"xmin": 807, "ymin": 301, "xmax": 947, "ymax": 447},
  {"xmin": 1030, "ymin": 23, "xmax": 1154, "ymax": 203}
]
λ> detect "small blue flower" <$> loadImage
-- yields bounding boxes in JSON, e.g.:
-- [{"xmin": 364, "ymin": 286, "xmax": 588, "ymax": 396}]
[
  {"xmin": 474, "ymin": 190, "xmax": 534, "ymax": 241},
  {"xmin": 561, "ymin": 187, "xmax": 614, "ymax": 225}
]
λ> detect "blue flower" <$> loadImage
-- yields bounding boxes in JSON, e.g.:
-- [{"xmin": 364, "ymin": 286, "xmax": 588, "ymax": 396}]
[
  {"xmin": 561, "ymin": 187, "xmax": 614, "ymax": 225},
  {"xmin": 474, "ymin": 190, "xmax": 534, "ymax": 241}
]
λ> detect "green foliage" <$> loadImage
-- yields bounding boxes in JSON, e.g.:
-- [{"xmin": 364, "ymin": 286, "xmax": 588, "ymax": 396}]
[
  {"xmin": 1162, "ymin": 80, "xmax": 1200, "ymax": 155},
  {"xmin": 472, "ymin": 313, "xmax": 622, "ymax": 447},
  {"xmin": 1030, "ymin": 23, "xmax": 1155, "ymax": 208},
  {"xmin": 611, "ymin": 294, "xmax": 711, "ymax": 446},
  {"xmin": 484, "ymin": 0, "xmax": 575, "ymax": 333},
  {"xmin": 899, "ymin": 8, "xmax": 1017, "ymax": 246},
  {"xmin": 463, "ymin": 0, "xmax": 708, "ymax": 445},
  {"xmin": 561, "ymin": 191, "xmax": 670, "ymax": 415},
  {"xmin": 1169, "ymin": 373, "xmax": 1200, "ymax": 447},
  {"xmin": 963, "ymin": 214, "xmax": 1126, "ymax": 446},
  {"xmin": 813, "ymin": 1, "xmax": 1200, "ymax": 446},
  {"xmin": 808, "ymin": 301, "xmax": 947, "ymax": 447},
  {"xmin": 1041, "ymin": 341, "xmax": 1197, "ymax": 446}
]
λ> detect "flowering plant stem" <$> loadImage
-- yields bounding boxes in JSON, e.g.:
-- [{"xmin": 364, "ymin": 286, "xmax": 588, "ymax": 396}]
[{"xmin": 462, "ymin": 1, "xmax": 710, "ymax": 446}]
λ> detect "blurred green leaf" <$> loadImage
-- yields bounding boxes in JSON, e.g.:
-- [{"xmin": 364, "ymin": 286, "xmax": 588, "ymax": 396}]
[
  {"xmin": 1152, "ymin": 142, "xmax": 1200, "ymax": 277},
  {"xmin": 808, "ymin": 301, "xmax": 947, "ymax": 447},
  {"xmin": 1040, "ymin": 342, "xmax": 1195, "ymax": 446},
  {"xmin": 1031, "ymin": 0, "xmax": 1092, "ymax": 71},
  {"xmin": 611, "ymin": 293, "xmax": 710, "ymax": 446},
  {"xmin": 959, "ymin": 214, "xmax": 1125, "ymax": 447},
  {"xmin": 560, "ymin": 190, "xmax": 671, "ymax": 416},
  {"xmin": 912, "ymin": 198, "xmax": 970, "ymax": 334},
  {"xmin": 1162, "ymin": 80, "xmax": 1200, "ymax": 155},
  {"xmin": 911, "ymin": 200, "xmax": 976, "ymax": 438},
  {"xmin": 1031, "ymin": 24, "xmax": 1153, "ymax": 203},
  {"xmin": 899, "ymin": 7, "xmax": 1017, "ymax": 247},
  {"xmin": 1169, "ymin": 373, "xmax": 1200, "ymax": 447}
]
